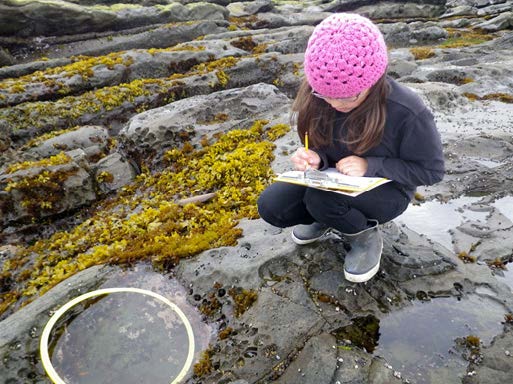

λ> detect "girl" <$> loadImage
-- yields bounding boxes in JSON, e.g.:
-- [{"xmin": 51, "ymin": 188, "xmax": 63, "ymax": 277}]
[{"xmin": 257, "ymin": 13, "xmax": 445, "ymax": 283}]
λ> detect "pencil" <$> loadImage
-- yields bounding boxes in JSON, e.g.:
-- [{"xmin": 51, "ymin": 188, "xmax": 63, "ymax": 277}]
[{"xmin": 304, "ymin": 132, "xmax": 309, "ymax": 152}]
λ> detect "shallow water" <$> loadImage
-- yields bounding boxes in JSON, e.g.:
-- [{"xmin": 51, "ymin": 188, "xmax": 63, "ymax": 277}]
[
  {"xmin": 46, "ymin": 267, "xmax": 210, "ymax": 384},
  {"xmin": 492, "ymin": 196, "xmax": 513, "ymax": 224},
  {"xmin": 374, "ymin": 295, "xmax": 506, "ymax": 383},
  {"xmin": 394, "ymin": 196, "xmax": 487, "ymax": 251},
  {"xmin": 395, "ymin": 195, "xmax": 513, "ymax": 252},
  {"xmin": 495, "ymin": 264, "xmax": 513, "ymax": 293}
]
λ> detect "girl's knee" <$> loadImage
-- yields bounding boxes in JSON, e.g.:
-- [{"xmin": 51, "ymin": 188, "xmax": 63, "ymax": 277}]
[{"xmin": 304, "ymin": 188, "xmax": 349, "ymax": 218}]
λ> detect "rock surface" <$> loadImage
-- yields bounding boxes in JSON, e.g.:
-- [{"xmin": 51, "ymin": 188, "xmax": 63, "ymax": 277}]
[{"xmin": 1, "ymin": 1, "xmax": 513, "ymax": 384}]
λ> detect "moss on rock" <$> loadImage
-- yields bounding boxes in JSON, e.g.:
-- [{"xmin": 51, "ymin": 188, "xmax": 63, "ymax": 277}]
[{"xmin": 0, "ymin": 121, "xmax": 290, "ymax": 317}]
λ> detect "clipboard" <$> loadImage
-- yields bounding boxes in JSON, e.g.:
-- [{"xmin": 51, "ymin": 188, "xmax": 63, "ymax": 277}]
[{"xmin": 274, "ymin": 168, "xmax": 390, "ymax": 197}]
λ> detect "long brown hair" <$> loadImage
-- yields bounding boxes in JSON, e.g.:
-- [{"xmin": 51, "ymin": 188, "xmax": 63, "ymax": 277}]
[{"xmin": 291, "ymin": 74, "xmax": 390, "ymax": 155}]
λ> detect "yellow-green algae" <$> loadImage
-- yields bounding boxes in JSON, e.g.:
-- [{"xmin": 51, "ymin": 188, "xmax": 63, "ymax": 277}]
[
  {"xmin": 20, "ymin": 126, "xmax": 81, "ymax": 150},
  {"xmin": 0, "ymin": 43, "xmax": 209, "ymax": 104},
  {"xmin": 1, "ymin": 55, "xmax": 241, "ymax": 133},
  {"xmin": 463, "ymin": 92, "xmax": 513, "ymax": 103},
  {"xmin": 2, "ymin": 153, "xmax": 79, "ymax": 217},
  {"xmin": 410, "ymin": 27, "xmax": 497, "ymax": 59},
  {"xmin": 228, "ymin": 287, "xmax": 258, "ymax": 318},
  {"xmin": 193, "ymin": 347, "xmax": 214, "ymax": 377},
  {"xmin": 410, "ymin": 47, "xmax": 435, "ymax": 60},
  {"xmin": 0, "ymin": 78, "xmax": 178, "ymax": 132},
  {"xmin": 439, "ymin": 28, "xmax": 495, "ymax": 48},
  {"xmin": 96, "ymin": 171, "xmax": 114, "ymax": 184},
  {"xmin": 87, "ymin": 3, "xmax": 143, "ymax": 12},
  {"xmin": 4, "ymin": 152, "xmax": 72, "ymax": 174},
  {"xmin": 0, "ymin": 53, "xmax": 134, "ymax": 97},
  {"xmin": 0, "ymin": 121, "xmax": 290, "ymax": 317}
]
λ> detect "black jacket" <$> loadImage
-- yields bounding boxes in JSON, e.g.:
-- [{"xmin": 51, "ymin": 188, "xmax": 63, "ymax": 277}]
[{"xmin": 315, "ymin": 77, "xmax": 445, "ymax": 198}]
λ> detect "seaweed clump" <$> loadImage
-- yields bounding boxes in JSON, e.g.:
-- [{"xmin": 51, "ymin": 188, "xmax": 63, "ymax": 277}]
[
  {"xmin": 0, "ymin": 121, "xmax": 289, "ymax": 317},
  {"xmin": 2, "ymin": 153, "xmax": 79, "ymax": 218},
  {"xmin": 228, "ymin": 287, "xmax": 258, "ymax": 318}
]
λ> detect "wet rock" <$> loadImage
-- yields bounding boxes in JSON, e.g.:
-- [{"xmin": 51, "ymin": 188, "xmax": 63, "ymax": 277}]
[
  {"xmin": 230, "ymin": 286, "xmax": 324, "ymax": 382},
  {"xmin": 0, "ymin": 265, "xmax": 114, "ymax": 382},
  {"xmin": 278, "ymin": 333, "xmax": 337, "ymax": 384},
  {"xmin": 333, "ymin": 347, "xmax": 402, "ymax": 383},
  {"xmin": 382, "ymin": 224, "xmax": 457, "ymax": 282},
  {"xmin": 474, "ymin": 331, "xmax": 513, "ymax": 383}
]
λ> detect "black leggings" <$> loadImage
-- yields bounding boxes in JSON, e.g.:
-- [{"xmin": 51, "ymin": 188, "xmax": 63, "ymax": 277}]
[{"xmin": 257, "ymin": 182, "xmax": 410, "ymax": 234}]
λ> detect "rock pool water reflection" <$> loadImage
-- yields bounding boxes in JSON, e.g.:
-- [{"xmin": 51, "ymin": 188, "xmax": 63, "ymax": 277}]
[
  {"xmin": 374, "ymin": 295, "xmax": 506, "ymax": 383},
  {"xmin": 395, "ymin": 195, "xmax": 513, "ymax": 252},
  {"xmin": 46, "ymin": 267, "xmax": 210, "ymax": 384},
  {"xmin": 394, "ymin": 196, "xmax": 486, "ymax": 251}
]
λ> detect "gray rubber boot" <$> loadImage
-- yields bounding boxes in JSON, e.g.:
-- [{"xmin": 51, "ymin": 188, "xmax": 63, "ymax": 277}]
[
  {"xmin": 343, "ymin": 220, "xmax": 383, "ymax": 283},
  {"xmin": 291, "ymin": 222, "xmax": 330, "ymax": 245}
]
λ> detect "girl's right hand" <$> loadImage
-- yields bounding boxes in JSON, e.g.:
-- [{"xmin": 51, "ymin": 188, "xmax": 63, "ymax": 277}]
[{"xmin": 291, "ymin": 147, "xmax": 321, "ymax": 171}]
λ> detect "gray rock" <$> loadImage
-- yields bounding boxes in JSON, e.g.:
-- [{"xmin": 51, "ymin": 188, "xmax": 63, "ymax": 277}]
[
  {"xmin": 356, "ymin": 3, "xmax": 445, "ymax": 19},
  {"xmin": 475, "ymin": 11, "xmax": 513, "ymax": 31},
  {"xmin": 0, "ymin": 0, "xmax": 117, "ymax": 37},
  {"xmin": 382, "ymin": 224, "xmax": 457, "ymax": 282},
  {"xmin": 0, "ymin": 47, "xmax": 13, "ymax": 67},
  {"xmin": 227, "ymin": 0, "xmax": 274, "ymax": 17},
  {"xmin": 333, "ymin": 348, "xmax": 402, "ymax": 384},
  {"xmin": 27, "ymin": 125, "xmax": 109, "ymax": 159},
  {"xmin": 278, "ymin": 333, "xmax": 338, "ymax": 384},
  {"xmin": 477, "ymin": 2, "xmax": 513, "ymax": 16},
  {"xmin": 28, "ymin": 20, "xmax": 228, "ymax": 61},
  {"xmin": 0, "ymin": 265, "xmax": 113, "ymax": 383},
  {"xmin": 0, "ymin": 1, "xmax": 229, "ymax": 38},
  {"xmin": 241, "ymin": 11, "xmax": 330, "ymax": 29},
  {"xmin": 0, "ymin": 160, "xmax": 96, "ymax": 226},
  {"xmin": 120, "ymin": 83, "xmax": 291, "ymax": 159},
  {"xmin": 388, "ymin": 59, "xmax": 418, "ymax": 79},
  {"xmin": 176, "ymin": 218, "xmax": 297, "ymax": 292},
  {"xmin": 0, "ymin": 57, "xmax": 72, "ymax": 80},
  {"xmin": 475, "ymin": 331, "xmax": 513, "ymax": 383},
  {"xmin": 441, "ymin": 5, "xmax": 477, "ymax": 18},
  {"xmin": 94, "ymin": 152, "xmax": 137, "ymax": 193},
  {"xmin": 231, "ymin": 286, "xmax": 325, "ymax": 382},
  {"xmin": 440, "ymin": 17, "xmax": 473, "ymax": 28}
]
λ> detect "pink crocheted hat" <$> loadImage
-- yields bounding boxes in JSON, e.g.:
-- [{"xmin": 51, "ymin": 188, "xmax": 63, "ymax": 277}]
[{"xmin": 304, "ymin": 13, "xmax": 388, "ymax": 99}]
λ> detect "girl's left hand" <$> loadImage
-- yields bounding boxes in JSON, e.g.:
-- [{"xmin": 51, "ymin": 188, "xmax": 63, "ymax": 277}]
[{"xmin": 336, "ymin": 156, "xmax": 368, "ymax": 177}]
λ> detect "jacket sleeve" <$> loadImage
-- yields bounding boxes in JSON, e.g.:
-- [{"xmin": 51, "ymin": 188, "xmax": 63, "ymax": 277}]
[{"xmin": 364, "ymin": 108, "xmax": 445, "ymax": 187}]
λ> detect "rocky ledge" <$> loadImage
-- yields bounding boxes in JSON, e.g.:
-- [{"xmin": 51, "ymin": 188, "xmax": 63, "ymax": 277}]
[{"xmin": 1, "ymin": 1, "xmax": 513, "ymax": 384}]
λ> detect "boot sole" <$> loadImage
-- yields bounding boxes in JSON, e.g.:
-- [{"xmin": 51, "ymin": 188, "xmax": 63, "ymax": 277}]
[
  {"xmin": 344, "ymin": 261, "xmax": 380, "ymax": 283},
  {"xmin": 291, "ymin": 229, "xmax": 329, "ymax": 245}
]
